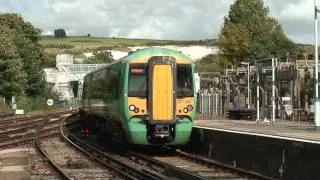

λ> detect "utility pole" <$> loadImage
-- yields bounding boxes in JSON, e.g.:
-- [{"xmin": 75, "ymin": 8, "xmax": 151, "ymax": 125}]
[
  {"xmin": 314, "ymin": 0, "xmax": 320, "ymax": 129},
  {"xmin": 272, "ymin": 58, "xmax": 276, "ymax": 124},
  {"xmin": 257, "ymin": 69, "xmax": 260, "ymax": 123}
]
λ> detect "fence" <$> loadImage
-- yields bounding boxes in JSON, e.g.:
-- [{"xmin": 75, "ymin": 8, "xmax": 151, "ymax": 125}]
[
  {"xmin": 196, "ymin": 89, "xmax": 310, "ymax": 121},
  {"xmin": 197, "ymin": 89, "xmax": 222, "ymax": 116}
]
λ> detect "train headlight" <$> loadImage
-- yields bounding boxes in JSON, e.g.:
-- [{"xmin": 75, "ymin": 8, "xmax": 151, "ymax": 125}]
[
  {"xmin": 187, "ymin": 105, "xmax": 193, "ymax": 111},
  {"xmin": 129, "ymin": 105, "xmax": 136, "ymax": 111},
  {"xmin": 183, "ymin": 108, "xmax": 188, "ymax": 113}
]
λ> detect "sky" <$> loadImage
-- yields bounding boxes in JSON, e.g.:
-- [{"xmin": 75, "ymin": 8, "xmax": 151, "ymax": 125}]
[{"xmin": 0, "ymin": 0, "xmax": 316, "ymax": 44}]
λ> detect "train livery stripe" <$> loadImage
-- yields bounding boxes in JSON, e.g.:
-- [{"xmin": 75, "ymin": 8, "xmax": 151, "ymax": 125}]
[{"xmin": 152, "ymin": 64, "xmax": 173, "ymax": 120}]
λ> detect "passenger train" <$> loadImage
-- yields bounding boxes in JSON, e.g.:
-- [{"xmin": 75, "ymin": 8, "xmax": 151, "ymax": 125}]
[{"xmin": 79, "ymin": 47, "xmax": 197, "ymax": 145}]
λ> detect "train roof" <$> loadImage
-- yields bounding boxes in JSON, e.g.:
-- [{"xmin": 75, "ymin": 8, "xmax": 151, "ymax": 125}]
[
  {"xmin": 124, "ymin": 47, "xmax": 193, "ymax": 62},
  {"xmin": 84, "ymin": 47, "xmax": 193, "ymax": 78}
]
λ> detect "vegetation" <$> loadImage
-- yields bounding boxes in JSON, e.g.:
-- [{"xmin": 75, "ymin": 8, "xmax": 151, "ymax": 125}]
[
  {"xmin": 82, "ymin": 50, "xmax": 114, "ymax": 64},
  {"xmin": 40, "ymin": 36, "xmax": 217, "ymax": 67},
  {"xmin": 54, "ymin": 29, "xmax": 67, "ymax": 38},
  {"xmin": 0, "ymin": 13, "xmax": 62, "ymax": 111},
  {"xmin": 16, "ymin": 86, "xmax": 63, "ymax": 112},
  {"xmin": 40, "ymin": 36, "xmax": 216, "ymax": 54},
  {"xmin": 0, "ymin": 26, "xmax": 27, "ymax": 99},
  {"xmin": 195, "ymin": 54, "xmax": 226, "ymax": 72},
  {"xmin": 218, "ymin": 0, "xmax": 295, "ymax": 65},
  {"xmin": 43, "ymin": 43, "xmax": 74, "ymax": 49}
]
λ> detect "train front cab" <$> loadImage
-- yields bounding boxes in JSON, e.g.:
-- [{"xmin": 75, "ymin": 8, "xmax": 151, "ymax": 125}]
[{"xmin": 125, "ymin": 55, "xmax": 196, "ymax": 145}]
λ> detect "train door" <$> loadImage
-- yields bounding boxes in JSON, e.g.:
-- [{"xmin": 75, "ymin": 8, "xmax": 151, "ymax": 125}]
[{"xmin": 148, "ymin": 56, "xmax": 176, "ymax": 123}]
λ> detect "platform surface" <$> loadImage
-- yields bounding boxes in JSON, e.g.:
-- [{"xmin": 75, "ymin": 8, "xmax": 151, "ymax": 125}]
[
  {"xmin": 194, "ymin": 119, "xmax": 320, "ymax": 144},
  {"xmin": 0, "ymin": 149, "xmax": 31, "ymax": 180}
]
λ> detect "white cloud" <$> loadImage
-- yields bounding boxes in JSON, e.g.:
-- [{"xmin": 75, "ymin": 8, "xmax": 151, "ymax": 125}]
[
  {"xmin": 279, "ymin": 0, "xmax": 313, "ymax": 21},
  {"xmin": 0, "ymin": 0, "xmax": 317, "ymax": 43}
]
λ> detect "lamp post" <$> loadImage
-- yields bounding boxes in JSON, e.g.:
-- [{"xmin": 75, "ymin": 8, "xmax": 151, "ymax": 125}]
[
  {"xmin": 241, "ymin": 62, "xmax": 250, "ymax": 109},
  {"xmin": 314, "ymin": 0, "xmax": 320, "ymax": 129}
]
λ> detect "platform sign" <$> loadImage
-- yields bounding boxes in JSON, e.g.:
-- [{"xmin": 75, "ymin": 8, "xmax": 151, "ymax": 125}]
[
  {"xmin": 47, "ymin": 99, "xmax": 54, "ymax": 106},
  {"xmin": 254, "ymin": 58, "xmax": 273, "ymax": 67}
]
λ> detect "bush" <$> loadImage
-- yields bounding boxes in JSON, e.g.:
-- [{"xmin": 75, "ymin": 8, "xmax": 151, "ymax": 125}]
[
  {"xmin": 70, "ymin": 40, "xmax": 101, "ymax": 43},
  {"xmin": 44, "ymin": 44, "xmax": 74, "ymax": 49},
  {"xmin": 16, "ymin": 87, "xmax": 65, "ymax": 112}
]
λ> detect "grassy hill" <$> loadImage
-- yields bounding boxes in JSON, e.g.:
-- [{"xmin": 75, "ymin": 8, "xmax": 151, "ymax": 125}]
[{"xmin": 40, "ymin": 36, "xmax": 217, "ymax": 56}]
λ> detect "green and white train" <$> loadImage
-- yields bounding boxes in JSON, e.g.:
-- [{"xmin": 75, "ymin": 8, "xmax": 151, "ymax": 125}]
[{"xmin": 80, "ymin": 47, "xmax": 197, "ymax": 145}]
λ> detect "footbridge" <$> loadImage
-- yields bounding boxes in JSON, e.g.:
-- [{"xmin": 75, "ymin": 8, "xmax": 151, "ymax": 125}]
[{"xmin": 44, "ymin": 54, "xmax": 106, "ymax": 101}]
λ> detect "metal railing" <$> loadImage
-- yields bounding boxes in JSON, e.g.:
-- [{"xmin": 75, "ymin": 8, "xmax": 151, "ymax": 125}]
[{"xmin": 197, "ymin": 89, "xmax": 222, "ymax": 116}]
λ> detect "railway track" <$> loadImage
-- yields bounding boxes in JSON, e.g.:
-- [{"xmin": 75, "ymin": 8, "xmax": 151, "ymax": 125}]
[
  {"xmin": 0, "ymin": 110, "xmax": 74, "ymax": 124},
  {"xmin": 35, "ymin": 114, "xmax": 122, "ymax": 179},
  {"xmin": 129, "ymin": 148, "xmax": 272, "ymax": 180},
  {"xmin": 61, "ymin": 115, "xmax": 207, "ymax": 179},
  {"xmin": 36, "ymin": 114, "xmax": 273, "ymax": 180},
  {"xmin": 68, "ymin": 131, "xmax": 269, "ymax": 180},
  {"xmin": 0, "ymin": 111, "xmax": 76, "ymax": 149},
  {"xmin": 62, "ymin": 115, "xmax": 272, "ymax": 179}
]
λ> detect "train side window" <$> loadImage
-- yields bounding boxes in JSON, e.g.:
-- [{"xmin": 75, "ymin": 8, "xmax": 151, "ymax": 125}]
[
  {"xmin": 110, "ymin": 69, "xmax": 120, "ymax": 98},
  {"xmin": 82, "ymin": 82, "xmax": 87, "ymax": 99}
]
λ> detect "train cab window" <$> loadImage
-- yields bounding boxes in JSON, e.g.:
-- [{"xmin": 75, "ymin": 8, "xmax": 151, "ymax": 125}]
[
  {"xmin": 128, "ymin": 65, "xmax": 147, "ymax": 97},
  {"xmin": 177, "ymin": 64, "xmax": 193, "ymax": 97}
]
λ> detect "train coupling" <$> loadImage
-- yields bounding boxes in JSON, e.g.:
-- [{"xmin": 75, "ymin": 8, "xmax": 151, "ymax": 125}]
[{"xmin": 153, "ymin": 125, "xmax": 171, "ymax": 138}]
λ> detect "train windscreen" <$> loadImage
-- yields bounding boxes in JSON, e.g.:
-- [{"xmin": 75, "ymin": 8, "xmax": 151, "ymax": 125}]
[
  {"xmin": 128, "ymin": 65, "xmax": 147, "ymax": 97},
  {"xmin": 177, "ymin": 64, "xmax": 193, "ymax": 97}
]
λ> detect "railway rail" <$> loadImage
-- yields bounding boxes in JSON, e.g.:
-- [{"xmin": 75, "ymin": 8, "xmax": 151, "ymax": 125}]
[
  {"xmin": 59, "ymin": 114, "xmax": 206, "ymax": 180},
  {"xmin": 141, "ymin": 147, "xmax": 273, "ymax": 180},
  {"xmin": 34, "ymin": 113, "xmax": 274, "ymax": 180},
  {"xmin": 125, "ymin": 148, "xmax": 272, "ymax": 179},
  {"xmin": 35, "ymin": 114, "xmax": 121, "ymax": 179},
  {"xmin": 0, "ymin": 111, "xmax": 76, "ymax": 149},
  {"xmin": 174, "ymin": 149, "xmax": 272, "ymax": 179},
  {"xmin": 0, "ymin": 110, "xmax": 74, "ymax": 124},
  {"xmin": 62, "ymin": 115, "xmax": 273, "ymax": 179}
]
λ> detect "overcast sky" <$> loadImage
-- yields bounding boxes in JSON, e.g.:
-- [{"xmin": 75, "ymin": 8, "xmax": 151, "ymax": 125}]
[{"xmin": 0, "ymin": 0, "xmax": 315, "ymax": 44}]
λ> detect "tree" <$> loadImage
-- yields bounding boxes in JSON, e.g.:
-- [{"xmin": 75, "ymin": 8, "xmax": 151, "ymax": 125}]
[
  {"xmin": 84, "ymin": 50, "xmax": 114, "ymax": 64},
  {"xmin": 0, "ymin": 13, "xmax": 46, "ymax": 97},
  {"xmin": 217, "ymin": 0, "xmax": 295, "ymax": 64},
  {"xmin": 54, "ymin": 29, "xmax": 67, "ymax": 38},
  {"xmin": 0, "ymin": 26, "xmax": 27, "ymax": 100}
]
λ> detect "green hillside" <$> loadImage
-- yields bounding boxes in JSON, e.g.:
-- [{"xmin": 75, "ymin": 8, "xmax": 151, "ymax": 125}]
[{"xmin": 40, "ymin": 36, "xmax": 216, "ymax": 56}]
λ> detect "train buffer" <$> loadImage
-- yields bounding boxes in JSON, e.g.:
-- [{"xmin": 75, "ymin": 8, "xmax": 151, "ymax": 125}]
[{"xmin": 227, "ymin": 109, "xmax": 256, "ymax": 120}]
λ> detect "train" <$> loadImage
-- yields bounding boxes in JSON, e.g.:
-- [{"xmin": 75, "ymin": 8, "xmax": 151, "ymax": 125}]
[{"xmin": 79, "ymin": 47, "xmax": 197, "ymax": 145}]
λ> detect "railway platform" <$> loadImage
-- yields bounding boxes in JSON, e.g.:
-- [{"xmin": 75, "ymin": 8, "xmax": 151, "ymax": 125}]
[
  {"xmin": 0, "ymin": 149, "xmax": 31, "ymax": 180},
  {"xmin": 187, "ymin": 119, "xmax": 320, "ymax": 179},
  {"xmin": 194, "ymin": 119, "xmax": 320, "ymax": 144}
]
